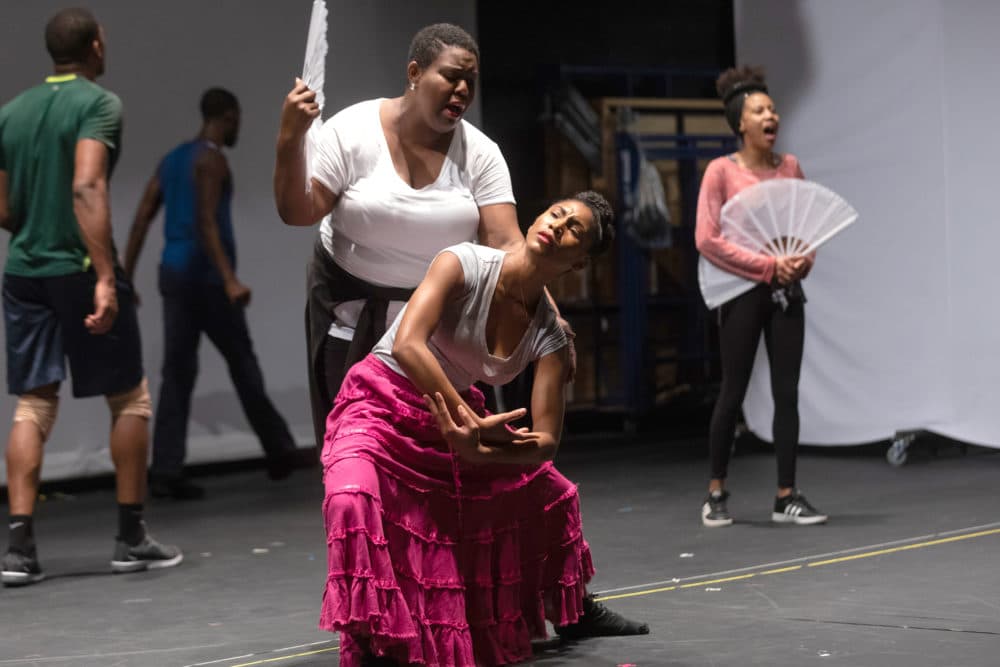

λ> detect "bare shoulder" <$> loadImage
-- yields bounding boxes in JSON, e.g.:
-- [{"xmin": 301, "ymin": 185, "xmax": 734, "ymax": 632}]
[{"xmin": 194, "ymin": 145, "xmax": 228, "ymax": 173}]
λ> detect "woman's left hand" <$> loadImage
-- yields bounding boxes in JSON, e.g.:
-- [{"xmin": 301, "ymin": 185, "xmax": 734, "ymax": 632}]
[
  {"xmin": 557, "ymin": 316, "xmax": 577, "ymax": 384},
  {"xmin": 793, "ymin": 255, "xmax": 813, "ymax": 281}
]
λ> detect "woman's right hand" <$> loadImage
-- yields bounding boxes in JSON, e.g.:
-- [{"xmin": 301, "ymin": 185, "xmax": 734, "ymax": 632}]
[{"xmin": 279, "ymin": 78, "xmax": 321, "ymax": 143}]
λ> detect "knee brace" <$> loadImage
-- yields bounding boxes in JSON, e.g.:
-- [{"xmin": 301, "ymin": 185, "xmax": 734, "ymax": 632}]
[
  {"xmin": 107, "ymin": 377, "xmax": 152, "ymax": 420},
  {"xmin": 14, "ymin": 394, "xmax": 60, "ymax": 442}
]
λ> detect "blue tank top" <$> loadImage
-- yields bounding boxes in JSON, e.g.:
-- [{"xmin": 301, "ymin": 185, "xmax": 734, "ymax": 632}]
[{"xmin": 158, "ymin": 140, "xmax": 236, "ymax": 285}]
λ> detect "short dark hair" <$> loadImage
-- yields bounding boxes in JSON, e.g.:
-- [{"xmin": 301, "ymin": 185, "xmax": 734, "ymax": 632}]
[
  {"xmin": 200, "ymin": 88, "xmax": 239, "ymax": 120},
  {"xmin": 570, "ymin": 190, "xmax": 615, "ymax": 256},
  {"xmin": 716, "ymin": 65, "xmax": 769, "ymax": 136},
  {"xmin": 45, "ymin": 7, "xmax": 100, "ymax": 65},
  {"xmin": 407, "ymin": 23, "xmax": 480, "ymax": 69}
]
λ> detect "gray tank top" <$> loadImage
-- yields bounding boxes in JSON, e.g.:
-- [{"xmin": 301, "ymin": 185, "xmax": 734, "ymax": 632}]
[{"xmin": 371, "ymin": 243, "xmax": 567, "ymax": 388}]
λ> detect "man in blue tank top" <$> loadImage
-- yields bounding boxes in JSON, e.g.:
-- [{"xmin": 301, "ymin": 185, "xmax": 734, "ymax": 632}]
[{"xmin": 124, "ymin": 89, "xmax": 298, "ymax": 500}]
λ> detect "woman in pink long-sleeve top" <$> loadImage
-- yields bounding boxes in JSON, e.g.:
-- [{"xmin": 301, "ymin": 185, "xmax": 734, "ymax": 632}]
[{"xmin": 695, "ymin": 66, "xmax": 828, "ymax": 528}]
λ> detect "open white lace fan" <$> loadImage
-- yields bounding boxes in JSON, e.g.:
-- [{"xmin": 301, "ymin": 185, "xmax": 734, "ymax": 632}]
[{"xmin": 698, "ymin": 179, "xmax": 858, "ymax": 309}]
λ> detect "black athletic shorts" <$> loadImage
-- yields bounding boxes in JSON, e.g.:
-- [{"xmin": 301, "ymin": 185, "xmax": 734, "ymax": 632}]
[{"xmin": 3, "ymin": 267, "xmax": 144, "ymax": 397}]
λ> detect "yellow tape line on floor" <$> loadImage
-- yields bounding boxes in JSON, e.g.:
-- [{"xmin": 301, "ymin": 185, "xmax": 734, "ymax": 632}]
[
  {"xmin": 597, "ymin": 527, "xmax": 1000, "ymax": 602},
  {"xmin": 232, "ymin": 646, "xmax": 339, "ymax": 667},
  {"xmin": 222, "ymin": 527, "xmax": 1000, "ymax": 665}
]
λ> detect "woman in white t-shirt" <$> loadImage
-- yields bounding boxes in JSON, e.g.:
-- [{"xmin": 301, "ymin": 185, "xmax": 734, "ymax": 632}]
[
  {"xmin": 274, "ymin": 23, "xmax": 556, "ymax": 446},
  {"xmin": 318, "ymin": 192, "xmax": 647, "ymax": 667}
]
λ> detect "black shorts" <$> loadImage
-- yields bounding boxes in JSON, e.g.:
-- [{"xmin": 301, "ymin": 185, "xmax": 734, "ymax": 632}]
[{"xmin": 3, "ymin": 268, "xmax": 144, "ymax": 397}]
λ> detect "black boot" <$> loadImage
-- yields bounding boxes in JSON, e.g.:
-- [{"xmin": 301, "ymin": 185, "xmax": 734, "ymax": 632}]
[{"xmin": 555, "ymin": 594, "xmax": 650, "ymax": 639}]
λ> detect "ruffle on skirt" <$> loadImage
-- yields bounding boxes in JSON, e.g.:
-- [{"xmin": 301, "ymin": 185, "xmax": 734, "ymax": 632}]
[{"xmin": 320, "ymin": 355, "xmax": 594, "ymax": 666}]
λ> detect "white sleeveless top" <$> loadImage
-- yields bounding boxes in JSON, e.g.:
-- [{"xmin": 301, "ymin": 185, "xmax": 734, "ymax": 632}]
[{"xmin": 372, "ymin": 243, "xmax": 567, "ymax": 388}]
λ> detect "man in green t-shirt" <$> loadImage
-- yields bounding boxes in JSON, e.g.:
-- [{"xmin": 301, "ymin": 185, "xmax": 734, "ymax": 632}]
[{"xmin": 0, "ymin": 7, "xmax": 181, "ymax": 587}]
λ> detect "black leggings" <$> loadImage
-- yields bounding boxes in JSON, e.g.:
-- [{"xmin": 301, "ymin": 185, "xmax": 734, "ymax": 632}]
[{"xmin": 709, "ymin": 284, "xmax": 804, "ymax": 489}]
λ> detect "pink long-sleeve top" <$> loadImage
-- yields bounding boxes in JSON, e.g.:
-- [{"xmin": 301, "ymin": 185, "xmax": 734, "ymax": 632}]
[{"xmin": 695, "ymin": 153, "xmax": 805, "ymax": 284}]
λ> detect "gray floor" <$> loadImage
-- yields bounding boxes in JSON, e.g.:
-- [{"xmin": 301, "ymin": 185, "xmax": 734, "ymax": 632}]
[{"xmin": 1, "ymin": 435, "xmax": 998, "ymax": 667}]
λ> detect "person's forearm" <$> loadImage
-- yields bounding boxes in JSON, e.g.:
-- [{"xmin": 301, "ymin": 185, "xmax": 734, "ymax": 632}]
[
  {"xmin": 393, "ymin": 341, "xmax": 473, "ymax": 419},
  {"xmin": 474, "ymin": 433, "xmax": 558, "ymax": 464},
  {"xmin": 196, "ymin": 216, "xmax": 238, "ymax": 285},
  {"xmin": 123, "ymin": 216, "xmax": 153, "ymax": 280},
  {"xmin": 73, "ymin": 180, "xmax": 115, "ymax": 282},
  {"xmin": 274, "ymin": 135, "xmax": 314, "ymax": 226}
]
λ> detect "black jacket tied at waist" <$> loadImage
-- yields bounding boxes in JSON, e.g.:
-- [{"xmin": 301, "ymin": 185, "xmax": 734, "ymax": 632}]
[{"xmin": 305, "ymin": 238, "xmax": 415, "ymax": 445}]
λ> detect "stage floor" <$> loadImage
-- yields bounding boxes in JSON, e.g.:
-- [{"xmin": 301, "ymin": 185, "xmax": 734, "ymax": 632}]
[{"xmin": 1, "ymin": 435, "xmax": 998, "ymax": 666}]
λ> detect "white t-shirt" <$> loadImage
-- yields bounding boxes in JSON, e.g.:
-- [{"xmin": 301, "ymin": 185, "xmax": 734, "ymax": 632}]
[
  {"xmin": 310, "ymin": 99, "xmax": 516, "ymax": 339},
  {"xmin": 372, "ymin": 243, "xmax": 567, "ymax": 389}
]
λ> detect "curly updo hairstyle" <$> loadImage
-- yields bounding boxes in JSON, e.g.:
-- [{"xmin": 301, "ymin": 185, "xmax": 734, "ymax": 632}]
[
  {"xmin": 570, "ymin": 190, "xmax": 615, "ymax": 257},
  {"xmin": 716, "ymin": 65, "xmax": 769, "ymax": 136}
]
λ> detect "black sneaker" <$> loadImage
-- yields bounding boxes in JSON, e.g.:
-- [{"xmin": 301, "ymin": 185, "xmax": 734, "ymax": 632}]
[
  {"xmin": 150, "ymin": 475, "xmax": 205, "ymax": 501},
  {"xmin": 111, "ymin": 533, "xmax": 184, "ymax": 573},
  {"xmin": 772, "ymin": 491, "xmax": 828, "ymax": 525},
  {"xmin": 701, "ymin": 490, "xmax": 733, "ymax": 527},
  {"xmin": 2, "ymin": 548, "xmax": 45, "ymax": 587},
  {"xmin": 555, "ymin": 594, "xmax": 649, "ymax": 639}
]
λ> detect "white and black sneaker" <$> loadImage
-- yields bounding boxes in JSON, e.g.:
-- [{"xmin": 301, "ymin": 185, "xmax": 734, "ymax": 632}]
[
  {"xmin": 111, "ymin": 533, "xmax": 183, "ymax": 573},
  {"xmin": 772, "ymin": 491, "xmax": 828, "ymax": 525},
  {"xmin": 2, "ymin": 547, "xmax": 45, "ymax": 587},
  {"xmin": 701, "ymin": 490, "xmax": 734, "ymax": 527}
]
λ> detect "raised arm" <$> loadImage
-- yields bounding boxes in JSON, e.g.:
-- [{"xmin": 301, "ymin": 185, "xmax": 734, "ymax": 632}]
[
  {"xmin": 194, "ymin": 149, "xmax": 249, "ymax": 305},
  {"xmin": 122, "ymin": 169, "xmax": 162, "ymax": 282},
  {"xmin": 73, "ymin": 138, "xmax": 117, "ymax": 334},
  {"xmin": 273, "ymin": 78, "xmax": 338, "ymax": 226}
]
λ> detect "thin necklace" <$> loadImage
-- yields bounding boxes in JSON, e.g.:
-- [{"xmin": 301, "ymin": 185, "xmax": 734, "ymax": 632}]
[{"xmin": 497, "ymin": 271, "xmax": 532, "ymax": 319}]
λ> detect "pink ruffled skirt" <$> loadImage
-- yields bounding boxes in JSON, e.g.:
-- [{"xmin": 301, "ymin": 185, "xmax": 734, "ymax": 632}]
[{"xmin": 320, "ymin": 355, "xmax": 594, "ymax": 666}]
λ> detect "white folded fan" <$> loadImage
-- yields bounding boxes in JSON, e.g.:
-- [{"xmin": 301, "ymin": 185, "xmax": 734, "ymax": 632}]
[
  {"xmin": 697, "ymin": 179, "xmax": 858, "ymax": 309},
  {"xmin": 302, "ymin": 0, "xmax": 328, "ymax": 186}
]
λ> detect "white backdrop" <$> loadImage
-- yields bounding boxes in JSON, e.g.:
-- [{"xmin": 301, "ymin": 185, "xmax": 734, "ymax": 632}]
[
  {"xmin": 736, "ymin": 0, "xmax": 1000, "ymax": 447},
  {"xmin": 0, "ymin": 1, "xmax": 478, "ymax": 481}
]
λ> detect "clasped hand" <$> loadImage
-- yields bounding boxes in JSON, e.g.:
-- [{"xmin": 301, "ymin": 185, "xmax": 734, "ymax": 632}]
[{"xmin": 774, "ymin": 255, "xmax": 809, "ymax": 285}]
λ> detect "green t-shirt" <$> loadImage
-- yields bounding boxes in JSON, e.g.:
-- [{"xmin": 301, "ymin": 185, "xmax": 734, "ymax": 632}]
[{"xmin": 0, "ymin": 74, "xmax": 122, "ymax": 277}]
